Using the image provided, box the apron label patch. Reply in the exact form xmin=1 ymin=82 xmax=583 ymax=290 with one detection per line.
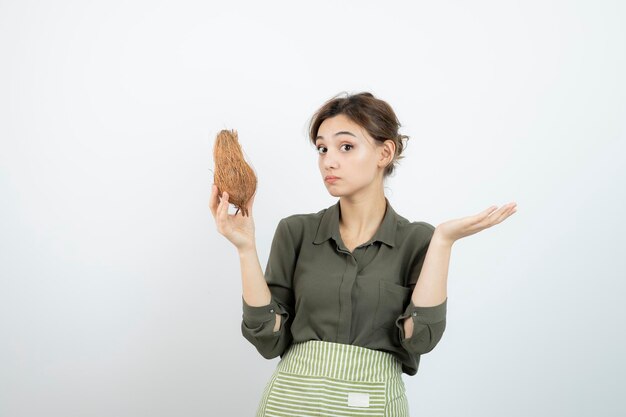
xmin=348 ymin=392 xmax=370 ymax=407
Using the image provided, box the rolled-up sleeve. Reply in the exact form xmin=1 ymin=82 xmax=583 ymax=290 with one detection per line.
xmin=241 ymin=218 xmax=295 ymax=359
xmin=394 ymin=221 xmax=447 ymax=356
xmin=395 ymin=298 xmax=447 ymax=355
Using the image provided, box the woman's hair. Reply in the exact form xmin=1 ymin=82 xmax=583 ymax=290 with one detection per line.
xmin=308 ymin=91 xmax=410 ymax=178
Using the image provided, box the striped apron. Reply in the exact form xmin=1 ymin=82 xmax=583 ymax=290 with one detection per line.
xmin=255 ymin=340 xmax=410 ymax=417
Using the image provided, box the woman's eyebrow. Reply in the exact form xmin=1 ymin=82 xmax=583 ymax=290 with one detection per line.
xmin=315 ymin=131 xmax=357 ymax=142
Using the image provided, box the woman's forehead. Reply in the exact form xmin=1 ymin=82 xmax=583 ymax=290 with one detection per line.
xmin=317 ymin=116 xmax=372 ymax=143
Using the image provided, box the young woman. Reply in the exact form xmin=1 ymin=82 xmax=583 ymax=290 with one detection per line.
xmin=209 ymin=92 xmax=517 ymax=416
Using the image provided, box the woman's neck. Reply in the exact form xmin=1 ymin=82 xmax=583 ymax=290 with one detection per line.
xmin=338 ymin=193 xmax=387 ymax=240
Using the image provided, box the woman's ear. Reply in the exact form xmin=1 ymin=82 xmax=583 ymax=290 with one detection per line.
xmin=379 ymin=139 xmax=395 ymax=168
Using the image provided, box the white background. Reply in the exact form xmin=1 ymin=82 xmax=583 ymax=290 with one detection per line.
xmin=1 ymin=0 xmax=625 ymax=416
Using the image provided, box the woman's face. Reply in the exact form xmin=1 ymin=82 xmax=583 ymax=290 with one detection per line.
xmin=315 ymin=114 xmax=392 ymax=197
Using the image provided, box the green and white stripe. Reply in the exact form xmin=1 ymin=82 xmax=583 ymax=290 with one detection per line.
xmin=256 ymin=340 xmax=410 ymax=417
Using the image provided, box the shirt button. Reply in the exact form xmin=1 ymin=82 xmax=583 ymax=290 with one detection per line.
xmin=269 ymin=309 xmax=275 ymax=313
xmin=411 ymin=312 xmax=417 ymax=316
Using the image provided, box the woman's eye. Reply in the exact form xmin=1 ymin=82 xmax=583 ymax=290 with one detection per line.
xmin=316 ymin=144 xmax=352 ymax=154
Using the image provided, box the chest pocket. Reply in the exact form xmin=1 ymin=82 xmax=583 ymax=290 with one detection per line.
xmin=373 ymin=280 xmax=412 ymax=330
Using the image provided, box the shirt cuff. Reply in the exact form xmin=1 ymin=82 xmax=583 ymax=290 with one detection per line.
xmin=242 ymin=296 xmax=282 ymax=327
xmin=397 ymin=297 xmax=447 ymax=326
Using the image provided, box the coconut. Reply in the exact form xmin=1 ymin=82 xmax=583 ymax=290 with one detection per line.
xmin=212 ymin=129 xmax=257 ymax=217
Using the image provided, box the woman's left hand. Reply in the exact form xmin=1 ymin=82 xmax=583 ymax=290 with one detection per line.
xmin=435 ymin=202 xmax=518 ymax=246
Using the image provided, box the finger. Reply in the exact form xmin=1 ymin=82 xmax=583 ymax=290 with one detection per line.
xmin=501 ymin=203 xmax=517 ymax=220
xmin=473 ymin=203 xmax=516 ymax=230
xmin=483 ymin=205 xmax=498 ymax=217
xmin=217 ymin=191 xmax=227 ymax=226
xmin=246 ymin=191 xmax=256 ymax=216
xmin=475 ymin=205 xmax=498 ymax=223
xmin=220 ymin=191 xmax=230 ymax=220
xmin=489 ymin=203 xmax=516 ymax=225
xmin=209 ymin=184 xmax=219 ymax=218
xmin=473 ymin=204 xmax=504 ymax=228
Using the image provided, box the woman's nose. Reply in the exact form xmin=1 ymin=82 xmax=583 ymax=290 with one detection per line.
xmin=322 ymin=150 xmax=338 ymax=168
xmin=323 ymin=157 xmax=338 ymax=170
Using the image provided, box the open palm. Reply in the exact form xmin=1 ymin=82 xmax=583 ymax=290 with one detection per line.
xmin=436 ymin=202 xmax=518 ymax=246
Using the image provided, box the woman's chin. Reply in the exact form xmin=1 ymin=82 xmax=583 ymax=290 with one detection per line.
xmin=327 ymin=190 xmax=345 ymax=197
xmin=325 ymin=187 xmax=340 ymax=196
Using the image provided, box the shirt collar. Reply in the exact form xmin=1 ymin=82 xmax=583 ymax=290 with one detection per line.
xmin=313 ymin=197 xmax=397 ymax=248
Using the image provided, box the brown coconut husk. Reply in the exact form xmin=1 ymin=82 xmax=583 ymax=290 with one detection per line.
xmin=212 ymin=129 xmax=257 ymax=217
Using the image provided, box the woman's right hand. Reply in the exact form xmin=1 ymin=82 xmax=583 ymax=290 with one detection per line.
xmin=209 ymin=183 xmax=257 ymax=251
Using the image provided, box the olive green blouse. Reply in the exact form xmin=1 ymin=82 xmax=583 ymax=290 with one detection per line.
xmin=241 ymin=197 xmax=448 ymax=376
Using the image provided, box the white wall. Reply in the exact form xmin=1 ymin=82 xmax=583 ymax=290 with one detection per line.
xmin=1 ymin=0 xmax=624 ymax=416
